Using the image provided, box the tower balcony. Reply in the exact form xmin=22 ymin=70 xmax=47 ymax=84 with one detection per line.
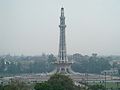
xmin=59 ymin=25 xmax=66 ymax=28
xmin=54 ymin=60 xmax=73 ymax=65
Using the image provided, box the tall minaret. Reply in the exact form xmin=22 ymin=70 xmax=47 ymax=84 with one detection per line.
xmin=54 ymin=7 xmax=73 ymax=74
xmin=58 ymin=7 xmax=67 ymax=62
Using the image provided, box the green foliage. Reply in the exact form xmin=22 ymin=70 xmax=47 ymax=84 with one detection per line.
xmin=47 ymin=54 xmax=56 ymax=72
xmin=0 ymin=54 xmax=56 ymax=74
xmin=72 ymin=56 xmax=111 ymax=74
xmin=48 ymin=74 xmax=75 ymax=90
xmin=88 ymin=84 xmax=105 ymax=90
xmin=0 ymin=58 xmax=5 ymax=72
xmin=34 ymin=74 xmax=76 ymax=90
xmin=0 ymin=85 xmax=4 ymax=90
xmin=1 ymin=79 xmax=30 ymax=90
xmin=0 ymin=54 xmax=111 ymax=74
xmin=3 ymin=85 xmax=17 ymax=90
xmin=34 ymin=82 xmax=51 ymax=90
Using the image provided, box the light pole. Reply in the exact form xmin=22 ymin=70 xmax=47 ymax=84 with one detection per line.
xmin=104 ymin=72 xmax=107 ymax=90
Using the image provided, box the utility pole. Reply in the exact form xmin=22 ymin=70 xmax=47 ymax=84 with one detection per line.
xmin=104 ymin=72 xmax=107 ymax=90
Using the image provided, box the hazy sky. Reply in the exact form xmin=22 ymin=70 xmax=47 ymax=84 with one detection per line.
xmin=0 ymin=0 xmax=120 ymax=56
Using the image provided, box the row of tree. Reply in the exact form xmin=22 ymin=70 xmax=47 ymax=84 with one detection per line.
xmin=0 ymin=53 xmax=112 ymax=75
xmin=72 ymin=53 xmax=111 ymax=74
xmin=0 ymin=79 xmax=32 ymax=90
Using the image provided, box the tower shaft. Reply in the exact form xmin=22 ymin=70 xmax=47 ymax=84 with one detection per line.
xmin=58 ymin=8 xmax=67 ymax=62
xmin=54 ymin=7 xmax=73 ymax=74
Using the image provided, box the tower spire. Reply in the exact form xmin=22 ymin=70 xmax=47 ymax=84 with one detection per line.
xmin=61 ymin=7 xmax=64 ymax=16
xmin=54 ymin=7 xmax=73 ymax=74
xmin=58 ymin=7 xmax=67 ymax=61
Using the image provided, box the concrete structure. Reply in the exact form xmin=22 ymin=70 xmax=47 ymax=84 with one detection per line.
xmin=54 ymin=7 xmax=73 ymax=74
xmin=101 ymin=68 xmax=118 ymax=75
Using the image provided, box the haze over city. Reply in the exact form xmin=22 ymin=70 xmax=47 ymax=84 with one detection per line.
xmin=0 ymin=0 xmax=120 ymax=56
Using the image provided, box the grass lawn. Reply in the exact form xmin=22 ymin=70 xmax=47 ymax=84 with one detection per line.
xmin=88 ymin=82 xmax=120 ymax=89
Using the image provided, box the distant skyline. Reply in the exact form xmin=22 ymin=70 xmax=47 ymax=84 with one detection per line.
xmin=0 ymin=0 xmax=120 ymax=56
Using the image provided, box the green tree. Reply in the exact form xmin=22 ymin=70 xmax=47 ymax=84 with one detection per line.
xmin=3 ymin=85 xmax=17 ymax=90
xmin=34 ymin=74 xmax=76 ymax=90
xmin=88 ymin=84 xmax=105 ymax=90
xmin=3 ymin=79 xmax=30 ymax=90
xmin=48 ymin=74 xmax=75 ymax=90
xmin=47 ymin=54 xmax=56 ymax=72
xmin=0 ymin=58 xmax=5 ymax=72
xmin=0 ymin=84 xmax=4 ymax=90
xmin=34 ymin=82 xmax=51 ymax=90
xmin=72 ymin=55 xmax=111 ymax=74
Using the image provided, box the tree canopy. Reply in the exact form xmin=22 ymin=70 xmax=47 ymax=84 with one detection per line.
xmin=34 ymin=74 xmax=76 ymax=90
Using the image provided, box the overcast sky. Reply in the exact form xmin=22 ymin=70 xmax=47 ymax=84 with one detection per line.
xmin=0 ymin=0 xmax=120 ymax=56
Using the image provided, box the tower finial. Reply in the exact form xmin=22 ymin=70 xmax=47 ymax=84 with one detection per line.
xmin=61 ymin=7 xmax=64 ymax=16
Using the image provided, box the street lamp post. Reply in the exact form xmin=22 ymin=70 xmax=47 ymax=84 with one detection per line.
xmin=105 ymin=72 xmax=107 ymax=90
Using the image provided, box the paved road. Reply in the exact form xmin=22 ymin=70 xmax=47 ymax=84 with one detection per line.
xmin=1 ymin=73 xmax=120 ymax=84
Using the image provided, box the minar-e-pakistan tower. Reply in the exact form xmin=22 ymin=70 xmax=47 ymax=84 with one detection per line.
xmin=54 ymin=7 xmax=73 ymax=74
